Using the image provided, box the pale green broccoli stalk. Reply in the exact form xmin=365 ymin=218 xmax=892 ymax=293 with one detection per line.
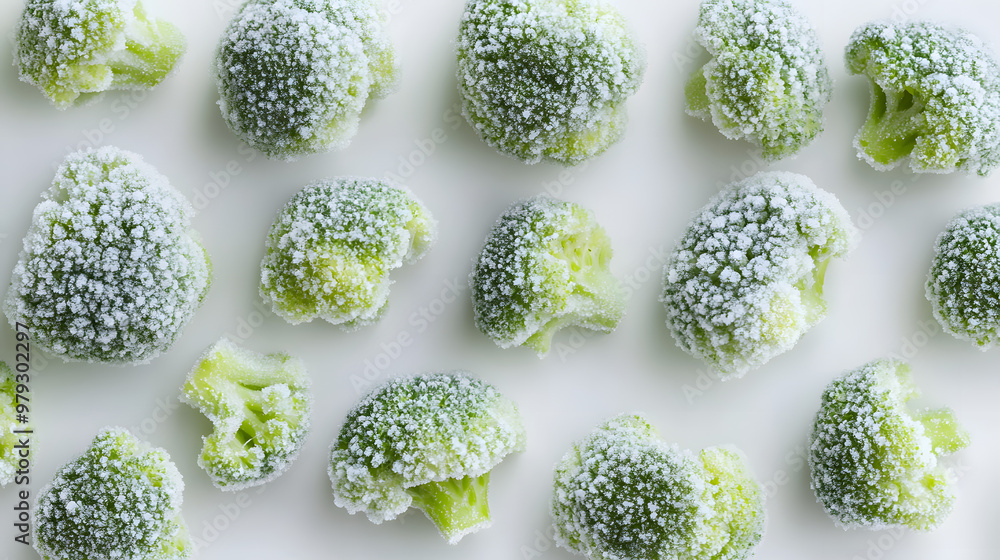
xmin=34 ymin=428 xmax=191 ymax=560
xmin=845 ymin=21 xmax=1000 ymax=175
xmin=180 ymin=338 xmax=311 ymax=491
xmin=809 ymin=359 xmax=969 ymax=530
xmin=0 ymin=363 xmax=25 ymax=487
xmin=661 ymin=171 xmax=859 ymax=379
xmin=685 ymin=0 xmax=832 ymax=160
xmin=329 ymin=372 xmax=525 ymax=544
xmin=259 ymin=177 xmax=436 ymax=327
xmin=551 ymin=414 xmax=765 ymax=560
xmin=470 ymin=195 xmax=626 ymax=356
xmin=215 ymin=0 xmax=398 ymax=161
xmin=456 ymin=0 xmax=646 ymax=165
xmin=14 ymin=0 xmax=185 ymax=109
xmin=3 ymin=146 xmax=211 ymax=365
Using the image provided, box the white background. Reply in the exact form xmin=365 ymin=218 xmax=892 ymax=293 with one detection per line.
xmin=0 ymin=0 xmax=998 ymax=559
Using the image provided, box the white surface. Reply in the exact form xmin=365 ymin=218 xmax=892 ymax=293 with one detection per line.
xmin=0 ymin=0 xmax=998 ymax=559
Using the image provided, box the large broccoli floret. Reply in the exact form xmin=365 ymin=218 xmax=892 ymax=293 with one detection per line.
xmin=34 ymin=427 xmax=191 ymax=560
xmin=14 ymin=0 xmax=185 ymax=109
xmin=470 ymin=195 xmax=625 ymax=356
xmin=0 ymin=363 xmax=26 ymax=487
xmin=180 ymin=338 xmax=311 ymax=491
xmin=215 ymin=0 xmax=398 ymax=161
xmin=455 ymin=0 xmax=646 ymax=165
xmin=809 ymin=359 xmax=969 ymax=530
xmin=661 ymin=171 xmax=859 ymax=379
xmin=685 ymin=0 xmax=832 ymax=160
xmin=552 ymin=414 xmax=765 ymax=560
xmin=259 ymin=177 xmax=436 ymax=327
xmin=845 ymin=21 xmax=1000 ymax=175
xmin=4 ymin=146 xmax=211 ymax=365
xmin=329 ymin=372 xmax=525 ymax=544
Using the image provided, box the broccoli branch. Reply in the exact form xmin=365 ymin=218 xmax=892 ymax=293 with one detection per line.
xmin=106 ymin=2 xmax=185 ymax=89
xmin=406 ymin=473 xmax=492 ymax=544
xmin=856 ymin=80 xmax=926 ymax=166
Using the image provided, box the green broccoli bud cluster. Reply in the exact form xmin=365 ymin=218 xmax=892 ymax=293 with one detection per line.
xmin=3 ymin=146 xmax=211 ymax=365
xmin=0 ymin=363 xmax=25 ymax=487
xmin=455 ymin=0 xmax=646 ymax=165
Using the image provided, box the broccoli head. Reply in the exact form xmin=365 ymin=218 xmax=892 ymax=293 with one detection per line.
xmin=661 ymin=171 xmax=859 ymax=378
xmin=215 ymin=0 xmax=398 ymax=161
xmin=551 ymin=414 xmax=765 ymax=560
xmin=685 ymin=0 xmax=832 ymax=160
xmin=4 ymin=146 xmax=211 ymax=365
xmin=329 ymin=372 xmax=525 ymax=544
xmin=180 ymin=338 xmax=311 ymax=491
xmin=456 ymin=0 xmax=646 ymax=165
xmin=470 ymin=195 xmax=626 ymax=356
xmin=809 ymin=359 xmax=969 ymax=530
xmin=0 ymin=363 xmax=26 ymax=487
xmin=34 ymin=428 xmax=191 ymax=560
xmin=845 ymin=21 xmax=1000 ymax=175
xmin=14 ymin=0 xmax=185 ymax=109
xmin=259 ymin=177 xmax=436 ymax=327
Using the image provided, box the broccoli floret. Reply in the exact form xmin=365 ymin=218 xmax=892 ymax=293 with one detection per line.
xmin=845 ymin=21 xmax=1000 ymax=175
xmin=685 ymin=0 xmax=832 ymax=160
xmin=3 ymin=146 xmax=211 ymax=365
xmin=14 ymin=0 xmax=185 ymax=109
xmin=0 ymin=363 xmax=26 ymax=487
xmin=809 ymin=359 xmax=969 ymax=530
xmin=329 ymin=372 xmax=525 ymax=544
xmin=259 ymin=177 xmax=436 ymax=327
xmin=470 ymin=195 xmax=625 ymax=356
xmin=34 ymin=427 xmax=191 ymax=560
xmin=455 ymin=0 xmax=646 ymax=165
xmin=180 ymin=338 xmax=311 ymax=491
xmin=661 ymin=171 xmax=859 ymax=379
xmin=215 ymin=0 xmax=398 ymax=161
xmin=551 ymin=414 xmax=765 ymax=560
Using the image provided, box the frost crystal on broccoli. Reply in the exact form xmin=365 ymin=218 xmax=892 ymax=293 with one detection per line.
xmin=0 ymin=363 xmax=26 ymax=487
xmin=329 ymin=372 xmax=525 ymax=544
xmin=846 ymin=21 xmax=1000 ymax=175
xmin=809 ymin=359 xmax=969 ymax=530
xmin=215 ymin=0 xmax=398 ymax=160
xmin=661 ymin=171 xmax=858 ymax=378
xmin=34 ymin=428 xmax=191 ymax=560
xmin=259 ymin=177 xmax=436 ymax=327
xmin=470 ymin=195 xmax=625 ymax=357
xmin=551 ymin=414 xmax=765 ymax=560
xmin=14 ymin=0 xmax=185 ymax=109
xmin=456 ymin=0 xmax=646 ymax=165
xmin=4 ymin=146 xmax=211 ymax=365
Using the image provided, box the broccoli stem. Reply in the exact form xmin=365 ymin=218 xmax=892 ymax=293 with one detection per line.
xmin=107 ymin=2 xmax=185 ymax=88
xmin=406 ymin=473 xmax=492 ymax=544
xmin=857 ymin=81 xmax=925 ymax=165
xmin=919 ymin=408 xmax=970 ymax=455
xmin=795 ymin=247 xmax=832 ymax=325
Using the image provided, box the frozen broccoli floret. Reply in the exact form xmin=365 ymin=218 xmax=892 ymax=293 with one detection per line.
xmin=215 ymin=0 xmax=398 ymax=161
xmin=0 ymin=363 xmax=26 ymax=487
xmin=455 ymin=0 xmax=646 ymax=165
xmin=685 ymin=0 xmax=832 ymax=160
xmin=845 ymin=21 xmax=1000 ymax=175
xmin=552 ymin=414 xmax=765 ymax=560
xmin=14 ymin=0 xmax=185 ymax=109
xmin=34 ymin=427 xmax=191 ymax=560
xmin=329 ymin=372 xmax=525 ymax=544
xmin=470 ymin=195 xmax=625 ymax=357
xmin=661 ymin=171 xmax=859 ymax=379
xmin=809 ymin=359 xmax=969 ymax=530
xmin=259 ymin=177 xmax=436 ymax=327
xmin=180 ymin=338 xmax=310 ymax=491
xmin=4 ymin=146 xmax=211 ymax=365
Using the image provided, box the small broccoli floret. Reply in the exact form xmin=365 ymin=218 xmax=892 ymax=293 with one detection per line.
xmin=661 ymin=171 xmax=859 ymax=378
xmin=685 ymin=0 xmax=832 ymax=160
xmin=470 ymin=195 xmax=625 ymax=356
xmin=551 ymin=414 xmax=765 ymax=560
xmin=455 ymin=0 xmax=646 ymax=165
xmin=259 ymin=177 xmax=436 ymax=327
xmin=845 ymin=21 xmax=1000 ymax=175
xmin=180 ymin=338 xmax=311 ymax=491
xmin=329 ymin=372 xmax=525 ymax=544
xmin=809 ymin=359 xmax=969 ymax=530
xmin=215 ymin=0 xmax=398 ymax=161
xmin=3 ymin=146 xmax=211 ymax=365
xmin=14 ymin=0 xmax=185 ymax=109
xmin=0 ymin=363 xmax=26 ymax=487
xmin=34 ymin=428 xmax=191 ymax=560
